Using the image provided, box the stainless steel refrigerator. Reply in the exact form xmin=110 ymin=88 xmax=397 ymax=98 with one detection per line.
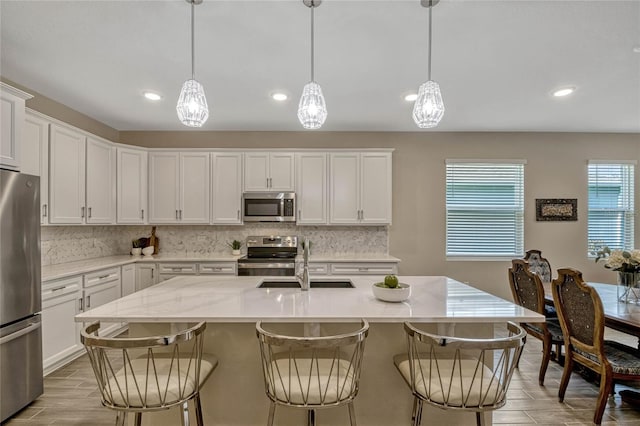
xmin=0 ymin=170 xmax=43 ymax=422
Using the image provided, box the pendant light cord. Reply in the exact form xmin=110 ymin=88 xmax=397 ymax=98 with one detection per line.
xmin=191 ymin=0 xmax=195 ymax=80
xmin=427 ymin=0 xmax=432 ymax=81
xmin=310 ymin=5 xmax=315 ymax=82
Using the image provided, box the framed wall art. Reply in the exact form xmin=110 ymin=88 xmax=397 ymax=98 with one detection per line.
xmin=535 ymin=198 xmax=577 ymax=221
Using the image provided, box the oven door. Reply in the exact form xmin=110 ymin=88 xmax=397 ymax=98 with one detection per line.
xmin=237 ymin=261 xmax=296 ymax=276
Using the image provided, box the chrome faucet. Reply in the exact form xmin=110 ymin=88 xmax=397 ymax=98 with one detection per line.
xmin=297 ymin=239 xmax=310 ymax=291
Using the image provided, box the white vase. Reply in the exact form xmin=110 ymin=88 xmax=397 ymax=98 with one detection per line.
xmin=131 ymin=248 xmax=142 ymax=256
xmin=232 ymin=249 xmax=241 ymax=256
xmin=617 ymin=272 xmax=640 ymax=303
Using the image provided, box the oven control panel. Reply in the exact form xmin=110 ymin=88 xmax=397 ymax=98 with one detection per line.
xmin=246 ymin=236 xmax=297 ymax=248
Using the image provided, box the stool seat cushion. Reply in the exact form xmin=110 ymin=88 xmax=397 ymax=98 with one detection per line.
xmin=267 ymin=354 xmax=356 ymax=405
xmin=394 ymin=354 xmax=502 ymax=408
xmin=105 ymin=353 xmax=218 ymax=408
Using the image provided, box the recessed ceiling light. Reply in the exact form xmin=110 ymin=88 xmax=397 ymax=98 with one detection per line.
xmin=633 ymin=45 xmax=640 ymax=53
xmin=552 ymin=87 xmax=576 ymax=97
xmin=271 ymin=92 xmax=288 ymax=101
xmin=143 ymin=91 xmax=162 ymax=101
xmin=404 ymin=93 xmax=418 ymax=102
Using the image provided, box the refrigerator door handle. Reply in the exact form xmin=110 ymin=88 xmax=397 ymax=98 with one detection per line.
xmin=0 ymin=321 xmax=41 ymax=345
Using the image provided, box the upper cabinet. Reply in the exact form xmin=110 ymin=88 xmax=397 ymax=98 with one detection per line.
xmin=117 ymin=146 xmax=148 ymax=224
xmin=211 ymin=152 xmax=243 ymax=224
xmin=296 ymin=152 xmax=327 ymax=224
xmin=244 ymin=152 xmax=295 ymax=192
xmin=329 ymin=152 xmax=392 ymax=225
xmin=49 ymin=123 xmax=116 ymax=224
xmin=148 ymin=151 xmax=210 ymax=224
xmin=22 ymin=111 xmax=50 ymax=224
xmin=0 ymin=83 xmax=32 ymax=171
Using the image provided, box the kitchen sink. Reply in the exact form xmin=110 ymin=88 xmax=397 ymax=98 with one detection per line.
xmin=258 ymin=280 xmax=355 ymax=289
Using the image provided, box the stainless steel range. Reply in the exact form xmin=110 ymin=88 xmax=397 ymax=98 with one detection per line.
xmin=237 ymin=236 xmax=298 ymax=276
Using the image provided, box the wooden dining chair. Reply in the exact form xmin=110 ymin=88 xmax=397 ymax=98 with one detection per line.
xmin=523 ymin=249 xmax=552 ymax=283
xmin=552 ymin=268 xmax=640 ymax=425
xmin=508 ymin=259 xmax=564 ymax=385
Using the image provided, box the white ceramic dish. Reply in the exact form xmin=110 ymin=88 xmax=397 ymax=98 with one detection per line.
xmin=142 ymin=246 xmax=155 ymax=256
xmin=372 ymin=282 xmax=411 ymax=302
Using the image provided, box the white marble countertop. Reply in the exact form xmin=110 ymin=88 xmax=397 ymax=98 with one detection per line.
xmin=42 ymin=254 xmax=400 ymax=282
xmin=75 ymin=275 xmax=544 ymax=324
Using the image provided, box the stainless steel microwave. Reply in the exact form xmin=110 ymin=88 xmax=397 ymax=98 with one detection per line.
xmin=242 ymin=192 xmax=296 ymax=222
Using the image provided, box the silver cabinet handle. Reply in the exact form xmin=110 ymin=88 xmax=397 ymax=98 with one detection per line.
xmin=51 ymin=286 xmax=65 ymax=292
xmin=81 ymin=206 xmax=85 ymax=218
xmin=237 ymin=210 xmax=240 ymax=219
xmin=298 ymin=209 xmax=301 ymax=219
xmin=98 ymin=275 xmax=109 ymax=280
xmin=172 ymin=267 xmax=182 ymax=272
xmin=358 ymin=267 xmax=369 ymax=272
xmin=266 ymin=177 xmax=269 ymax=188
xmin=79 ymin=298 xmax=84 ymax=311
xmin=151 ymin=269 xmax=154 ymax=279
xmin=43 ymin=204 xmax=47 ymax=217
xmin=179 ymin=210 xmax=183 ymax=220
xmin=176 ymin=210 xmax=179 ymax=220
xmin=141 ymin=209 xmax=144 ymax=220
xmin=88 ymin=207 xmax=92 ymax=218
xmin=87 ymin=295 xmax=91 ymax=308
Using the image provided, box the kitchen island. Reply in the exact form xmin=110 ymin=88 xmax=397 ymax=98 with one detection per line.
xmin=76 ymin=275 xmax=543 ymax=426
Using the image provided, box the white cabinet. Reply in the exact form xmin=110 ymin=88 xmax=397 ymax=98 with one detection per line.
xmin=49 ymin=124 xmax=116 ymax=224
xmin=149 ymin=152 xmax=210 ymax=223
xmin=158 ymin=263 xmax=197 ymax=282
xmin=85 ymin=137 xmax=116 ymax=224
xmin=41 ymin=276 xmax=82 ymax=374
xmin=82 ymin=268 xmax=121 ymax=337
xmin=329 ymin=152 xmax=392 ymax=225
xmin=199 ymin=262 xmax=237 ymax=275
xmin=211 ymin=152 xmax=243 ymax=224
xmin=117 ymin=146 xmax=148 ymax=224
xmin=0 ymin=82 xmax=32 ymax=170
xmin=244 ymin=152 xmax=295 ymax=191
xmin=296 ymin=153 xmax=327 ymax=224
xmin=22 ymin=111 xmax=49 ymax=224
xmin=136 ymin=263 xmax=157 ymax=291
xmin=121 ymin=264 xmax=136 ymax=297
xmin=329 ymin=262 xmax=398 ymax=275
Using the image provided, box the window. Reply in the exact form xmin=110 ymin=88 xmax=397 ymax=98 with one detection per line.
xmin=588 ymin=161 xmax=635 ymax=254
xmin=446 ymin=160 xmax=525 ymax=259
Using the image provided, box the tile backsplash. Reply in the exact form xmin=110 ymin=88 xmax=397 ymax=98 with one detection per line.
xmin=41 ymin=225 xmax=389 ymax=266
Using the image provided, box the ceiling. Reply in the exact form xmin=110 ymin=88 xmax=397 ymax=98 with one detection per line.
xmin=1 ymin=0 xmax=639 ymax=133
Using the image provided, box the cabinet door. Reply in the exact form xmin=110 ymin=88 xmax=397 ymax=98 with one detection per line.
xmin=136 ymin=264 xmax=157 ymax=291
xmin=41 ymin=277 xmax=81 ymax=371
xmin=85 ymin=137 xmax=116 ymax=224
xmin=0 ymin=85 xmax=29 ymax=170
xmin=211 ymin=152 xmax=242 ymax=224
xmin=296 ymin=153 xmax=327 ymax=224
xmin=269 ymin=153 xmax=295 ymax=191
xmin=149 ymin=152 xmax=179 ymax=223
xmin=49 ymin=124 xmax=86 ymax=224
xmin=329 ymin=153 xmax=360 ymax=224
xmin=117 ymin=147 xmax=148 ymax=224
xmin=83 ymin=280 xmax=121 ymax=336
xmin=121 ymin=264 xmax=136 ymax=297
xmin=360 ymin=152 xmax=392 ymax=224
xmin=22 ymin=113 xmax=49 ymax=224
xmin=180 ymin=152 xmax=210 ymax=223
xmin=244 ymin=152 xmax=269 ymax=191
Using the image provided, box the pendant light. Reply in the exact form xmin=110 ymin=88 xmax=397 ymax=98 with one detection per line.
xmin=297 ymin=0 xmax=327 ymax=130
xmin=412 ymin=0 xmax=445 ymax=129
xmin=176 ymin=0 xmax=209 ymax=127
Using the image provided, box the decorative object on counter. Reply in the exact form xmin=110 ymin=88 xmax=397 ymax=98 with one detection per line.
xmin=372 ymin=275 xmax=411 ymax=302
xmin=595 ymin=246 xmax=640 ymax=303
xmin=227 ymin=239 xmax=243 ymax=255
xmin=142 ymin=246 xmax=155 ymax=257
xmin=535 ymin=198 xmax=578 ymax=221
xmin=149 ymin=226 xmax=159 ymax=255
xmin=131 ymin=239 xmax=143 ymax=256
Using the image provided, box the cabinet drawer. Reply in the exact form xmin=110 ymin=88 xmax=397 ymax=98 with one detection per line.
xmin=308 ymin=263 xmax=329 ymax=275
xmin=199 ymin=262 xmax=237 ymax=275
xmin=158 ymin=263 xmax=197 ymax=274
xmin=329 ymin=263 xmax=398 ymax=275
xmin=84 ymin=267 xmax=120 ymax=288
xmin=42 ymin=276 xmax=81 ymax=302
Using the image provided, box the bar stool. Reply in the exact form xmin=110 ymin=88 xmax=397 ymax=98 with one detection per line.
xmin=81 ymin=321 xmax=217 ymax=426
xmin=394 ymin=322 xmax=526 ymax=426
xmin=255 ymin=320 xmax=369 ymax=426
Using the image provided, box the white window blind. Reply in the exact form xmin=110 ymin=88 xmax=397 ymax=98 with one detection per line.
xmin=588 ymin=162 xmax=635 ymax=254
xmin=446 ymin=161 xmax=525 ymax=258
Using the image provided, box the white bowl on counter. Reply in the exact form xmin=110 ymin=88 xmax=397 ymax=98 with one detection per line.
xmin=142 ymin=246 xmax=154 ymax=256
xmin=372 ymin=282 xmax=411 ymax=302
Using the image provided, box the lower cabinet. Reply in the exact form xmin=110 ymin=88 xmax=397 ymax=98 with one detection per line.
xmin=157 ymin=261 xmax=237 ymax=282
xmin=136 ymin=263 xmax=158 ymax=290
xmin=41 ymin=276 xmax=82 ymax=375
xmin=308 ymin=262 xmax=399 ymax=276
xmin=121 ymin=264 xmax=136 ymax=297
xmin=82 ymin=268 xmax=121 ymax=337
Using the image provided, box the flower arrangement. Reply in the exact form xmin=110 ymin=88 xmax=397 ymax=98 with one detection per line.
xmin=594 ymin=247 xmax=640 ymax=273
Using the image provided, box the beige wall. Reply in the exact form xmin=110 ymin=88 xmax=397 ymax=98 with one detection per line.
xmin=120 ymin=131 xmax=640 ymax=301
xmin=9 ymin=79 xmax=639 ymax=301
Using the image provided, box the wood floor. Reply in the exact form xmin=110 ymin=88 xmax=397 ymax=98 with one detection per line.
xmin=5 ymin=325 xmax=640 ymax=426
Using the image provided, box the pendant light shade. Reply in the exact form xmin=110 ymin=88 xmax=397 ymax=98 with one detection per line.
xmin=298 ymin=81 xmax=327 ymax=130
xmin=298 ymin=0 xmax=326 ymax=130
xmin=413 ymin=0 xmax=444 ymax=129
xmin=412 ymin=80 xmax=444 ymax=128
xmin=177 ymin=0 xmax=208 ymax=127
